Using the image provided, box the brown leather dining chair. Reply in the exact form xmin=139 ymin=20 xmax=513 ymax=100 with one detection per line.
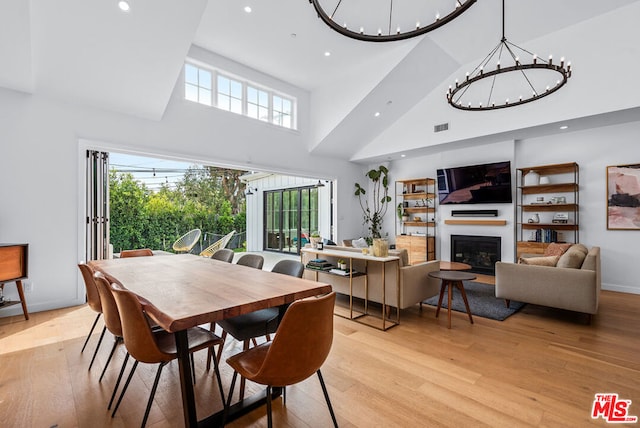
xmin=225 ymin=292 xmax=338 ymax=428
xmin=77 ymin=263 xmax=106 ymax=370
xmin=93 ymin=276 xmax=128 ymax=409
xmin=235 ymin=253 xmax=264 ymax=269
xmin=119 ymin=248 xmax=154 ymax=258
xmin=110 ymin=282 xmax=226 ymax=428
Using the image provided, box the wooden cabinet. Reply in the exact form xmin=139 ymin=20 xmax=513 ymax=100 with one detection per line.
xmin=395 ymin=178 xmax=436 ymax=264
xmin=0 ymin=243 xmax=29 ymax=320
xmin=516 ymin=163 xmax=579 ymax=259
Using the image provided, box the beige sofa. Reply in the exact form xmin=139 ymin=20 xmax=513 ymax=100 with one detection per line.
xmin=302 ymin=245 xmax=440 ymax=310
xmin=495 ymin=245 xmax=601 ymax=319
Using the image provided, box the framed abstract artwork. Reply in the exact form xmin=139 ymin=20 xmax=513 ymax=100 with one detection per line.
xmin=607 ymin=164 xmax=640 ymax=230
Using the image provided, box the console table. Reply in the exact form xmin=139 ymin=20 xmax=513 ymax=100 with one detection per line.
xmin=0 ymin=243 xmax=29 ymax=320
xmin=301 ymin=247 xmax=400 ymax=330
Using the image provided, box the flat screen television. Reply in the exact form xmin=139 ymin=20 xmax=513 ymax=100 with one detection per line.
xmin=436 ymin=160 xmax=512 ymax=204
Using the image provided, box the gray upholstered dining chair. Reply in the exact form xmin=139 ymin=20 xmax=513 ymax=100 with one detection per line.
xmin=210 ymin=248 xmax=235 ymax=263
xmin=235 ymin=253 xmax=264 ymax=269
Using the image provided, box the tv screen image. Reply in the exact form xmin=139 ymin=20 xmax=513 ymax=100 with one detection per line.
xmin=437 ymin=161 xmax=512 ymax=204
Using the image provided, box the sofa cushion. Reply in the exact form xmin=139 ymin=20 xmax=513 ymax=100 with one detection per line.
xmin=518 ymin=255 xmax=560 ymax=267
xmin=351 ymin=237 xmax=369 ymax=248
xmin=543 ymin=243 xmax=572 ymax=257
xmin=556 ymin=246 xmax=587 ymax=269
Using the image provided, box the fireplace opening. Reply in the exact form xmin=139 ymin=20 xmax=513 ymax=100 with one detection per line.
xmin=451 ymin=235 xmax=501 ymax=275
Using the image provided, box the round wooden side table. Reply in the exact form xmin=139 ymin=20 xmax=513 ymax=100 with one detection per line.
xmin=428 ymin=270 xmax=476 ymax=328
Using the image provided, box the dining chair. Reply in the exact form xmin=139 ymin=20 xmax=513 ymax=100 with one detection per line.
xmin=214 ymin=258 xmax=304 ymax=400
xmin=210 ymin=248 xmax=235 ymax=263
xmin=172 ymin=228 xmax=202 ymax=253
xmin=120 ymin=248 xmax=153 ymax=258
xmin=235 ymin=253 xmax=264 ymax=269
xmin=225 ymin=292 xmax=338 ymax=428
xmin=77 ymin=263 xmax=106 ymax=370
xmin=110 ymin=283 xmax=226 ymax=428
xmin=199 ymin=230 xmax=236 ymax=257
xmin=93 ymin=276 xmax=128 ymax=410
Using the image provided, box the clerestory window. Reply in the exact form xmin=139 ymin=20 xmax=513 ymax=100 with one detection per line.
xmin=184 ymin=63 xmax=297 ymax=130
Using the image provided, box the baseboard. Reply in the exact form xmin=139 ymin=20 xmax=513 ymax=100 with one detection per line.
xmin=602 ymin=283 xmax=640 ymax=295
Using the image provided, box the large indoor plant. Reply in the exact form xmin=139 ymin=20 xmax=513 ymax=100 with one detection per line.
xmin=354 ymin=165 xmax=392 ymax=239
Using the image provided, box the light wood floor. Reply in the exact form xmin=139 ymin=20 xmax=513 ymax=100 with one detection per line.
xmin=1 ymin=287 xmax=639 ymax=427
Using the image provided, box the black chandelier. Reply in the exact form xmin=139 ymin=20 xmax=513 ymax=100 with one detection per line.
xmin=447 ymin=0 xmax=572 ymax=111
xmin=309 ymin=0 xmax=477 ymax=42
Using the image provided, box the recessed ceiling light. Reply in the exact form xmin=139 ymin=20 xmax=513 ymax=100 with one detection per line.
xmin=560 ymin=125 xmax=569 ymax=130
xmin=324 ymin=51 xmax=331 ymax=57
xmin=118 ymin=1 xmax=130 ymax=12
xmin=374 ymin=112 xmax=381 ymax=117
xmin=244 ymin=6 xmax=252 ymax=13
xmin=401 ymin=154 xmax=406 ymax=158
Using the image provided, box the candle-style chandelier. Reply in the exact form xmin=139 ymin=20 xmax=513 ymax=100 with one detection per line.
xmin=308 ymin=0 xmax=477 ymax=42
xmin=447 ymin=0 xmax=572 ymax=111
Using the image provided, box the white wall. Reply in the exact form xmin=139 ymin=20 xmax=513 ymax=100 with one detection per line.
xmin=389 ymin=122 xmax=640 ymax=294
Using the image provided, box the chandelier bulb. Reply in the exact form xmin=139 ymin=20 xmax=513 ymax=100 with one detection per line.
xmin=360 ymin=27 xmax=364 ymax=34
xmin=567 ymin=61 xmax=571 ymax=72
xmin=560 ymin=57 xmax=565 ymax=67
xmin=497 ymin=60 xmax=501 ymax=70
xmin=416 ymin=21 xmax=421 ymax=29
xmin=396 ymin=26 xmax=401 ymax=34
xmin=480 ymin=66 xmax=484 ymax=75
xmin=546 ymin=85 xmax=550 ymax=92
xmin=506 ymin=98 xmax=509 ymax=105
xmin=435 ymin=13 xmax=440 ymax=21
xmin=533 ymin=54 xmax=537 ymax=64
xmin=548 ymin=54 xmax=553 ymax=65
xmin=515 ymin=56 xmax=520 ymax=66
xmin=378 ymin=28 xmax=382 ymax=36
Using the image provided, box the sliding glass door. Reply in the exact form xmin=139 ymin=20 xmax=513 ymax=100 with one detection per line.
xmin=264 ymin=186 xmax=318 ymax=254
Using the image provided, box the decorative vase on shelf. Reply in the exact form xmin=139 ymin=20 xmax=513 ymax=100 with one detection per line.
xmin=524 ymin=170 xmax=540 ymax=186
xmin=373 ymin=238 xmax=389 ymax=257
xmin=527 ymin=213 xmax=540 ymax=223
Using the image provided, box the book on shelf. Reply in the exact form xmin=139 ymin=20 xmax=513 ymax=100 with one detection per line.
xmin=328 ymin=268 xmax=356 ymax=276
xmin=305 ymin=261 xmax=334 ymax=270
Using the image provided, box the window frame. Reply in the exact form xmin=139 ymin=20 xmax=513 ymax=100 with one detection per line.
xmin=184 ymin=62 xmax=298 ymax=130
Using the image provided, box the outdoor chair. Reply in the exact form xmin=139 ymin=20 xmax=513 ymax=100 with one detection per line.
xmin=225 ymin=292 xmax=338 ymax=428
xmin=77 ymin=263 xmax=106 ymax=371
xmin=172 ymin=228 xmax=201 ymax=253
xmin=199 ymin=230 xmax=236 ymax=257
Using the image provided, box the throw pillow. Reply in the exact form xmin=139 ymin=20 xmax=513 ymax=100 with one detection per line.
xmin=570 ymin=243 xmax=589 ymax=255
xmin=352 ymin=237 xmax=369 ymax=248
xmin=543 ymin=243 xmax=572 ymax=257
xmin=556 ymin=247 xmax=587 ymax=269
xmin=518 ymin=255 xmax=560 ymax=267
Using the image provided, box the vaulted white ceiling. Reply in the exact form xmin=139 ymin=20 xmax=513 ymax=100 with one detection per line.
xmin=2 ymin=0 xmax=639 ymax=162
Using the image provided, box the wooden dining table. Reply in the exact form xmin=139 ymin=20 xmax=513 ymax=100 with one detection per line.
xmin=88 ymin=254 xmax=332 ymax=427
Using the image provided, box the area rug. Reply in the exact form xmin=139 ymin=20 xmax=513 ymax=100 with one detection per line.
xmin=422 ymin=281 xmax=525 ymax=321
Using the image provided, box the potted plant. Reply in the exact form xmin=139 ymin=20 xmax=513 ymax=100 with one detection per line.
xmin=337 ymin=259 xmax=347 ymax=270
xmin=309 ymin=231 xmax=321 ymax=248
xmin=354 ymin=165 xmax=392 ymax=239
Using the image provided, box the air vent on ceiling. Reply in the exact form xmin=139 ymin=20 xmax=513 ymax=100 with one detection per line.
xmin=434 ymin=123 xmax=449 ymax=133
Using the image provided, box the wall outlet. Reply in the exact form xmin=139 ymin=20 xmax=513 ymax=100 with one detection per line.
xmin=23 ymin=280 xmax=33 ymax=293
